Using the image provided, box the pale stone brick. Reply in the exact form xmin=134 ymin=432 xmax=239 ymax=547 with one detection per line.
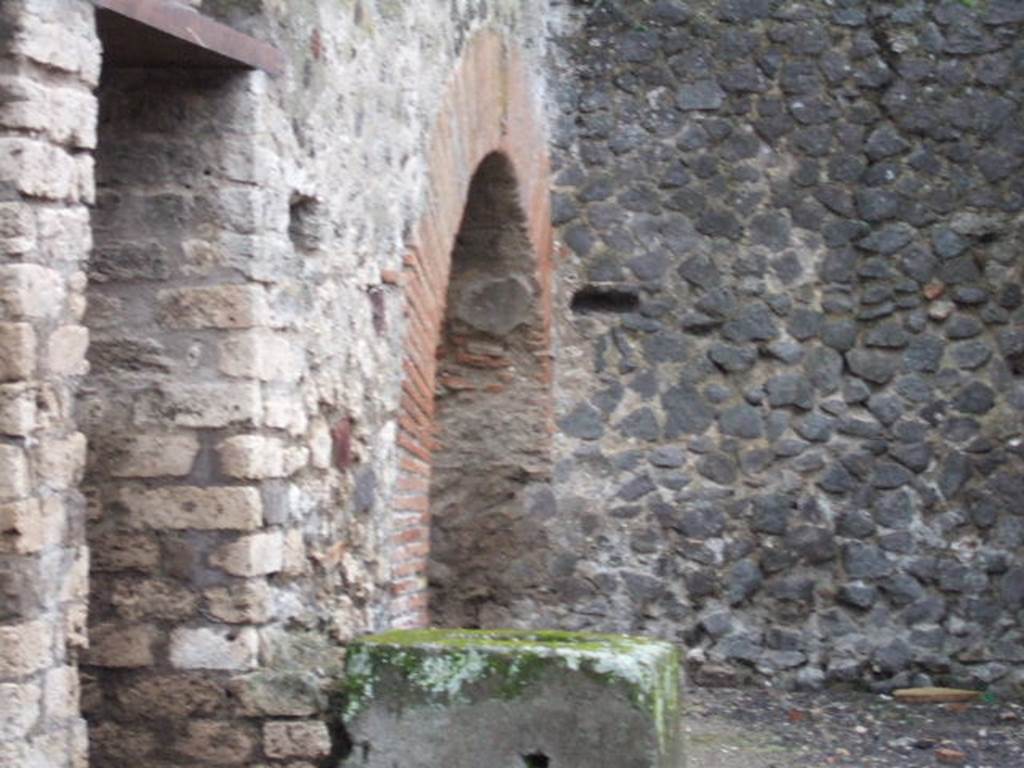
xmin=26 ymin=726 xmax=77 ymax=767
xmin=119 ymin=486 xmax=263 ymax=531
xmin=111 ymin=578 xmax=198 ymax=622
xmin=35 ymin=205 xmax=91 ymax=266
xmin=70 ymin=719 xmax=89 ymax=768
xmin=218 ymin=438 xmax=306 ymax=478
xmin=169 ymin=626 xmax=259 ymax=671
xmin=14 ymin=1 xmax=103 ymax=84
xmin=282 ymin=529 xmax=308 ymax=575
xmin=64 ymin=599 xmax=88 ymax=651
xmin=25 ymin=732 xmax=92 ymax=768
xmin=310 ymin=418 xmax=332 ymax=469
xmin=6 ymin=495 xmax=65 ymax=557
xmin=0 ymin=499 xmax=44 ymax=554
xmin=45 ymin=325 xmax=89 ymax=375
xmin=39 ymin=496 xmax=66 ymax=549
xmin=264 ymin=392 xmax=308 ymax=435
xmin=32 ymin=384 xmax=69 ymax=433
xmin=180 ymin=238 xmax=227 ymax=277
xmin=0 ymin=383 xmax=37 ymax=436
xmin=76 ymin=148 xmax=95 ymax=205
xmin=0 ymin=264 xmax=64 ymax=320
xmin=0 ymin=738 xmax=38 ymax=767
xmin=136 ymin=382 xmax=263 ymax=428
xmin=59 ymin=545 xmax=89 ymax=602
xmin=204 ymin=580 xmax=273 ymax=624
xmin=263 ymin=721 xmax=332 ymax=760
xmin=219 ymin=330 xmax=304 ymax=382
xmin=61 ymin=87 xmax=99 ymax=150
xmin=158 ymin=284 xmax=270 ymax=330
xmin=216 ymin=138 xmax=267 ymax=185
xmin=210 ymin=530 xmax=284 ymax=576
xmin=0 ymin=76 xmax=97 ymax=149
xmin=266 ymin=282 xmax=305 ymax=329
xmin=218 ymin=434 xmax=286 ymax=479
xmin=43 ymin=666 xmax=79 ymax=721
xmin=0 ymin=322 xmax=36 ymax=382
xmin=0 ymin=138 xmax=79 ymax=201
xmin=284 ymin=446 xmax=310 ymax=475
xmin=68 ymin=288 xmax=87 ymax=323
xmin=0 ymin=201 xmax=35 ymax=240
xmin=85 ymin=623 xmax=156 ymax=668
xmin=180 ymin=719 xmax=256 ymax=764
xmin=108 ymin=433 xmax=200 ymax=478
xmin=211 ymin=187 xmax=265 ymax=235
xmin=0 ymin=681 xmax=41 ymax=740
xmin=0 ymin=618 xmax=52 ymax=676
xmin=67 ymin=270 xmax=87 ymax=296
xmin=33 ymin=431 xmax=86 ymax=490
xmin=0 ymin=444 xmax=30 ymax=501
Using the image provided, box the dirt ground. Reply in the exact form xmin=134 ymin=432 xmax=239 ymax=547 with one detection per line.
xmin=683 ymin=686 xmax=1024 ymax=768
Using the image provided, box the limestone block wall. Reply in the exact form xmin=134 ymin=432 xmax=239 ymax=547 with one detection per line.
xmin=79 ymin=65 xmax=311 ymax=767
xmin=541 ymin=0 xmax=1024 ymax=692
xmin=0 ymin=1 xmax=99 ymax=765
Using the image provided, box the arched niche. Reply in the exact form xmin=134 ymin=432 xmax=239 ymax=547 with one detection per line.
xmin=427 ymin=152 xmax=553 ymax=627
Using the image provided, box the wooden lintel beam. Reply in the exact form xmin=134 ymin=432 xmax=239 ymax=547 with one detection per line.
xmin=95 ymin=0 xmax=285 ymax=76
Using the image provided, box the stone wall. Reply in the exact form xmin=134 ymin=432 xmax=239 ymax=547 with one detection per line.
xmin=4 ymin=0 xmax=1024 ymax=763
xmin=543 ymin=0 xmax=1024 ymax=692
xmin=2 ymin=0 xmax=552 ymax=765
xmin=0 ymin=1 xmax=98 ymax=765
xmin=81 ymin=64 xmax=307 ymax=767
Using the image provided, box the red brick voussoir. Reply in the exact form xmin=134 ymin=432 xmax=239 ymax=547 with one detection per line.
xmin=389 ymin=30 xmax=554 ymax=628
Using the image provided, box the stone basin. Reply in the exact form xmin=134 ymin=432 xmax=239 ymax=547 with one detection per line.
xmin=337 ymin=628 xmax=684 ymax=768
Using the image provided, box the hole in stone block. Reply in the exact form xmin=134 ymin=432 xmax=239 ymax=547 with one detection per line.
xmin=288 ymin=192 xmax=322 ymax=252
xmin=1007 ymin=351 xmax=1024 ymax=377
xmin=522 ymin=753 xmax=550 ymax=768
xmin=570 ymin=284 xmax=640 ymax=314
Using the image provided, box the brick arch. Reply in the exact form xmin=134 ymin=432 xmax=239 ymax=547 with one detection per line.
xmin=389 ymin=30 xmax=554 ymax=628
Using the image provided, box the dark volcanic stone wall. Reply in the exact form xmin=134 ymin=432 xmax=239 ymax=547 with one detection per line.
xmin=545 ymin=0 xmax=1024 ymax=691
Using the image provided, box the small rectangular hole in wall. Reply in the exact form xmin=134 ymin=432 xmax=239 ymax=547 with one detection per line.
xmin=570 ymin=284 xmax=640 ymax=314
xmin=522 ymin=753 xmax=550 ymax=768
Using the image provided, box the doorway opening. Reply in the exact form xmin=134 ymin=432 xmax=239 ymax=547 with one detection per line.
xmin=80 ymin=18 xmax=271 ymax=762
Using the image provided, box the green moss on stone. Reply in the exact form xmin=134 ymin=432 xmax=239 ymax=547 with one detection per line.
xmin=338 ymin=628 xmax=681 ymax=755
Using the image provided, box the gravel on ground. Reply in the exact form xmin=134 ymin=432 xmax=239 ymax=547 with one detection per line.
xmin=683 ymin=686 xmax=1024 ymax=768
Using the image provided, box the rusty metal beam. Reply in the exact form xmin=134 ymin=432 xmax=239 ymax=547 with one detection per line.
xmin=95 ymin=0 xmax=285 ymax=75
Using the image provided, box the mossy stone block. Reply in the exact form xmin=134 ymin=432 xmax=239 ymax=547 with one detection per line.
xmin=337 ymin=628 xmax=684 ymax=768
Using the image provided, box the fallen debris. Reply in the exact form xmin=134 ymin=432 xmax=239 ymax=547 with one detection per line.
xmin=933 ymin=746 xmax=967 ymax=765
xmin=893 ymin=688 xmax=982 ymax=704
